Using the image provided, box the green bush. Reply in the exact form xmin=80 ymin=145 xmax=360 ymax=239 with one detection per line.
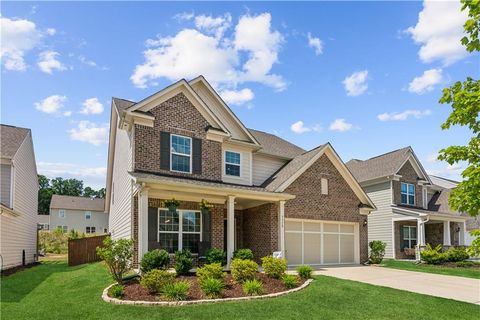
xmin=140 ymin=249 xmax=170 ymax=272
xmin=421 ymin=244 xmax=446 ymax=265
xmin=140 ymin=269 xmax=176 ymax=294
xmin=39 ymin=230 xmax=68 ymax=254
xmin=96 ymin=237 xmax=134 ymax=284
xmin=369 ymin=240 xmax=387 ymax=264
xmin=175 ymin=249 xmax=193 ymax=275
xmin=233 ymin=248 xmax=254 ymax=261
xmin=196 ymin=263 xmax=225 ymax=284
xmin=108 ymin=284 xmax=124 ymax=299
xmin=199 ymin=277 xmax=224 ymax=299
xmin=467 ymin=229 xmax=480 ymax=257
xmin=206 ymin=248 xmax=226 ymax=265
xmin=456 ymin=261 xmax=478 ymax=268
xmin=261 ymin=256 xmax=287 ymax=279
xmin=230 ymin=259 xmax=258 ymax=283
xmin=296 ymin=265 xmax=313 ymax=279
xmin=162 ymin=281 xmax=190 ymax=301
xmin=281 ymin=274 xmax=299 ymax=289
xmin=243 ymin=279 xmax=263 ymax=296
xmin=444 ymin=247 xmax=469 ymax=262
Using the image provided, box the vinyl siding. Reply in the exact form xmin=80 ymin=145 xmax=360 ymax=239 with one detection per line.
xmin=252 ymin=153 xmax=287 ymax=186
xmin=221 ymin=143 xmax=252 ymax=185
xmin=49 ymin=208 xmax=108 ymax=234
xmin=0 ymin=134 xmax=38 ymax=269
xmin=108 ymin=122 xmax=133 ymax=240
xmin=0 ymin=164 xmax=11 ymax=207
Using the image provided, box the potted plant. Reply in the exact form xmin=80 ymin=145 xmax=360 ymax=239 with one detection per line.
xmin=200 ymin=199 xmax=213 ymax=214
xmin=163 ymin=198 xmax=180 ymax=213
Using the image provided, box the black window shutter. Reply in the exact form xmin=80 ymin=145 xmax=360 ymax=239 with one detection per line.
xmin=192 ymin=138 xmax=202 ymax=174
xmin=147 ymin=207 xmax=159 ymax=251
xmin=160 ymin=132 xmax=170 ymax=170
xmin=201 ymin=210 xmax=212 ymax=250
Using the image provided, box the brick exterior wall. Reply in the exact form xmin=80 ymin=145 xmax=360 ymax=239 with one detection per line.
xmin=134 ymin=92 xmax=222 ymax=181
xmin=425 ymin=223 xmax=444 ymax=247
xmin=394 ymin=220 xmax=417 ymax=259
xmin=392 ymin=161 xmax=424 ymax=208
xmin=283 ymin=154 xmax=369 ymax=263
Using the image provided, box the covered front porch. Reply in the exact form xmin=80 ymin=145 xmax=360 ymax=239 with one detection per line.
xmin=392 ymin=207 xmax=468 ymax=260
xmin=131 ymin=172 xmax=294 ymax=268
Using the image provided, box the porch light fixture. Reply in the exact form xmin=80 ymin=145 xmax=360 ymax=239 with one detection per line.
xmin=455 ymin=226 xmax=461 ymax=233
xmin=363 ymin=219 xmax=367 ymax=226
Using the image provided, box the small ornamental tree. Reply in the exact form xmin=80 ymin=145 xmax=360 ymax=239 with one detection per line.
xmin=467 ymin=229 xmax=480 ymax=257
xmin=369 ymin=240 xmax=386 ymax=264
xmin=96 ymin=236 xmax=134 ymax=284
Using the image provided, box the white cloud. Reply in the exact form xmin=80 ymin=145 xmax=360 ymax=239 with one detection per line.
xmin=406 ymin=0 xmax=469 ymax=65
xmin=63 ymin=111 xmax=72 ymax=117
xmin=290 ymin=121 xmax=322 ymax=134
xmin=427 ymin=153 xmax=439 ymax=163
xmin=307 ymin=32 xmax=323 ymax=55
xmin=78 ymin=55 xmax=97 ymax=67
xmin=37 ymin=162 xmax=107 ymax=189
xmin=377 ymin=109 xmax=432 ymax=121
xmin=46 ymin=28 xmax=56 ymax=36
xmin=428 ymin=163 xmax=464 ymax=178
xmin=80 ymin=98 xmax=104 ymax=115
xmin=408 ymin=68 xmax=443 ymax=94
xmin=35 ymin=95 xmax=67 ymax=114
xmin=68 ymin=121 xmax=109 ymax=146
xmin=131 ymin=12 xmax=286 ymax=97
xmin=37 ymin=50 xmax=66 ymax=74
xmin=174 ymin=12 xmax=195 ymax=22
xmin=220 ymin=88 xmax=254 ymax=105
xmin=342 ymin=70 xmax=368 ymax=96
xmin=0 ymin=17 xmax=41 ymax=71
xmin=329 ymin=118 xmax=353 ymax=132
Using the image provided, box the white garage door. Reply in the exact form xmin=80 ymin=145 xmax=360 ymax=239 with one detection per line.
xmin=285 ymin=219 xmax=359 ymax=266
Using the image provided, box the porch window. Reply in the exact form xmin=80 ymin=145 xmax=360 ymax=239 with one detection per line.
xmin=401 ymin=226 xmax=417 ymax=249
xmin=158 ymin=209 xmax=201 ymax=253
xmin=225 ymin=151 xmax=241 ymax=177
xmin=401 ymin=182 xmax=415 ymax=205
xmin=171 ymin=134 xmax=192 ymax=173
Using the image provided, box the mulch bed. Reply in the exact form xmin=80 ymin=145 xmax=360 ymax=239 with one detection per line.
xmin=429 ymin=262 xmax=480 ymax=269
xmin=120 ymin=273 xmax=306 ymax=301
xmin=1 ymin=262 xmax=40 ymax=277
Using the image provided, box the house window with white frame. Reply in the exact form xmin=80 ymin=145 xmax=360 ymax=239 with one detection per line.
xmin=85 ymin=211 xmax=92 ymax=220
xmin=158 ymin=209 xmax=201 ymax=253
xmin=321 ymin=178 xmax=329 ymax=195
xmin=401 ymin=225 xmax=417 ymax=249
xmin=86 ymin=226 xmax=96 ymax=234
xmin=171 ymin=134 xmax=192 ymax=173
xmin=401 ymin=182 xmax=415 ymax=205
xmin=225 ymin=151 xmax=241 ymax=177
xmin=57 ymin=225 xmax=68 ymax=233
xmin=58 ymin=210 xmax=65 ymax=218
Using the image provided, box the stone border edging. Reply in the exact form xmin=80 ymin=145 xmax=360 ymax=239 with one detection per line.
xmin=102 ymin=278 xmax=313 ymax=306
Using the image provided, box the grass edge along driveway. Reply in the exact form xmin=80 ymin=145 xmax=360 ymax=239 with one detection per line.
xmin=382 ymin=259 xmax=480 ymax=279
xmin=1 ymin=261 xmax=479 ymax=320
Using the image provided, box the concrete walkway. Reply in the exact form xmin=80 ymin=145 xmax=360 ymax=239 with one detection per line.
xmin=312 ymin=266 xmax=480 ymax=304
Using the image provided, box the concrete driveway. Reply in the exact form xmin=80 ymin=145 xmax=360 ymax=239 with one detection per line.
xmin=312 ymin=266 xmax=480 ymax=304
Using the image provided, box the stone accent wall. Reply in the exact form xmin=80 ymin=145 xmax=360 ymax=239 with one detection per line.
xmin=134 ymin=92 xmax=222 ymax=181
xmin=392 ymin=161 xmax=424 ymax=208
xmin=394 ymin=220 xmax=417 ymax=260
xmin=283 ymin=154 xmax=369 ymax=263
xmin=425 ymin=223 xmax=443 ymax=247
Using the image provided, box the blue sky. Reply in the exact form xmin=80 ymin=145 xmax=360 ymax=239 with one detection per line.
xmin=2 ymin=1 xmax=478 ymax=189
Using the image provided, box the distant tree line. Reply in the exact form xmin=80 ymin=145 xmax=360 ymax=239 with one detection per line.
xmin=38 ymin=175 xmax=106 ymax=214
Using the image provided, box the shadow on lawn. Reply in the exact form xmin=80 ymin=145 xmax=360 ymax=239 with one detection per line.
xmin=1 ymin=260 xmax=85 ymax=303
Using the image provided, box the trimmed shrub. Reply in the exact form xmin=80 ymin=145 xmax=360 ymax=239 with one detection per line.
xmin=243 ymin=279 xmax=263 ymax=296
xmin=39 ymin=230 xmax=68 ymax=254
xmin=296 ymin=265 xmax=313 ymax=279
xmin=369 ymin=240 xmax=387 ymax=264
xmin=199 ymin=277 xmax=224 ymax=299
xmin=261 ymin=256 xmax=287 ymax=279
xmin=196 ymin=263 xmax=225 ymax=284
xmin=445 ymin=247 xmax=469 ymax=262
xmin=421 ymin=244 xmax=446 ymax=265
xmin=96 ymin=237 xmax=134 ymax=284
xmin=140 ymin=249 xmax=170 ymax=273
xmin=140 ymin=269 xmax=176 ymax=294
xmin=233 ymin=248 xmax=254 ymax=261
xmin=230 ymin=259 xmax=258 ymax=283
xmin=175 ymin=249 xmax=193 ymax=275
xmin=206 ymin=248 xmax=226 ymax=265
xmin=281 ymin=274 xmax=299 ymax=289
xmin=456 ymin=261 xmax=478 ymax=268
xmin=162 ymin=281 xmax=190 ymax=301
xmin=109 ymin=284 xmax=124 ymax=299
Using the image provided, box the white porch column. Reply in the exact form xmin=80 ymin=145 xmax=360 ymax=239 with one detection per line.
xmin=443 ymin=221 xmax=451 ymax=246
xmin=138 ymin=187 xmax=149 ymax=262
xmin=417 ymin=219 xmax=426 ymax=246
xmin=459 ymin=221 xmax=466 ymax=246
xmin=226 ymin=195 xmax=235 ymax=268
xmin=278 ymin=200 xmax=285 ymax=257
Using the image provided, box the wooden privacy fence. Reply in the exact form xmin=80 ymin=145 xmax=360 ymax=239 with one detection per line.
xmin=68 ymin=235 xmax=107 ymax=266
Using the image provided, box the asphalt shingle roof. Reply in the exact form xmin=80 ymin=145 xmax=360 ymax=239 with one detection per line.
xmin=1 ymin=124 xmax=30 ymax=159
xmin=50 ymin=195 xmax=105 ymax=211
xmin=112 ymin=98 xmax=135 ymax=113
xmin=248 ymin=128 xmax=305 ymax=159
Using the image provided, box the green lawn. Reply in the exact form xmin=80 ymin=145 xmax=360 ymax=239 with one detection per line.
xmin=383 ymin=259 xmax=480 ymax=279
xmin=1 ymin=261 xmax=479 ymax=320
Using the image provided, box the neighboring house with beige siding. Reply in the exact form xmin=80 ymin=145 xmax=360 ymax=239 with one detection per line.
xmin=0 ymin=124 xmax=39 ymax=271
xmin=49 ymin=195 xmax=108 ymax=235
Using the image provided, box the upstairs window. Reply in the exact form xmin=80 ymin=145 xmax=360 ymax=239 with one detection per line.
xmin=171 ymin=134 xmax=192 ymax=173
xmin=225 ymin=151 xmax=241 ymax=177
xmin=85 ymin=211 xmax=92 ymax=220
xmin=401 ymin=182 xmax=415 ymax=205
xmin=59 ymin=210 xmax=65 ymax=218
xmin=321 ymin=178 xmax=329 ymax=195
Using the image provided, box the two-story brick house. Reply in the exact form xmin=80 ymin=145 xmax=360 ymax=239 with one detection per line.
xmin=346 ymin=147 xmax=469 ymax=260
xmin=105 ymin=76 xmax=375 ymax=267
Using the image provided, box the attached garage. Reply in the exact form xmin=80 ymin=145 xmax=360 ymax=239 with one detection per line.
xmin=285 ymin=219 xmax=360 ymax=266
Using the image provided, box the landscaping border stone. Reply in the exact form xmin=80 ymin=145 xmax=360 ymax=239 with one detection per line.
xmin=102 ymin=279 xmax=313 ymax=306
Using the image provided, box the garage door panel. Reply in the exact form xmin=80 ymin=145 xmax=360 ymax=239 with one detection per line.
xmin=340 ymin=224 xmax=354 ymax=233
xmin=323 ymin=233 xmax=339 ymax=264
xmin=324 ymin=223 xmax=339 ymax=233
xmin=303 ymin=233 xmax=321 ymax=264
xmin=303 ymin=222 xmax=321 ymax=232
xmin=340 ymin=234 xmax=355 ymax=263
xmin=285 ymin=232 xmax=302 ymax=265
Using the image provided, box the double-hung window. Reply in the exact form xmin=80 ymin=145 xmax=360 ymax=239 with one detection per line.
xmin=402 ymin=226 xmax=417 ymax=249
xmin=401 ymin=182 xmax=415 ymax=205
xmin=225 ymin=151 xmax=241 ymax=177
xmin=85 ymin=211 xmax=92 ymax=220
xmin=158 ymin=209 xmax=201 ymax=253
xmin=59 ymin=210 xmax=65 ymax=218
xmin=171 ymin=134 xmax=192 ymax=173
xmin=86 ymin=226 xmax=96 ymax=234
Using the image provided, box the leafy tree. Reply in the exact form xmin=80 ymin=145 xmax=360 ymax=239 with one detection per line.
xmin=96 ymin=188 xmax=106 ymax=199
xmin=96 ymin=237 xmax=134 ymax=284
xmin=438 ymin=0 xmax=480 ymax=217
xmin=83 ymin=186 xmax=97 ymax=198
xmin=50 ymin=177 xmax=84 ymax=196
xmin=38 ymin=175 xmax=53 ymax=214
